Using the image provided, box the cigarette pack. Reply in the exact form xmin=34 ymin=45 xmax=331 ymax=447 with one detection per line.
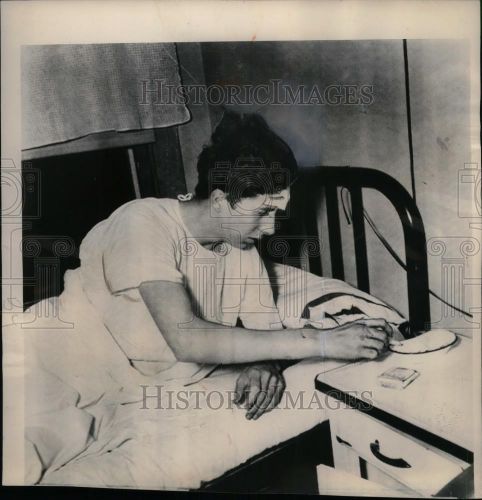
xmin=377 ymin=367 xmax=419 ymax=389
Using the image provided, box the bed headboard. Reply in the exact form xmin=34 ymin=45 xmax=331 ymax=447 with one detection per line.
xmin=263 ymin=166 xmax=431 ymax=334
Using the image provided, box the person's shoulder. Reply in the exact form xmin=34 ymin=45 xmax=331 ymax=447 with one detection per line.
xmin=81 ymin=198 xmax=180 ymax=255
xmin=111 ymin=197 xmax=179 ymax=219
xmin=114 ymin=198 xmax=185 ymax=238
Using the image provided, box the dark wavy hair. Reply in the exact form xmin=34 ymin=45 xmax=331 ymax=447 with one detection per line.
xmin=195 ymin=111 xmax=298 ymax=205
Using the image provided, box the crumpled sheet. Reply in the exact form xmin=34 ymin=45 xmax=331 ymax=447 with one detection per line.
xmin=273 ymin=262 xmax=405 ymax=330
xmin=6 ymin=262 xmax=405 ymax=489
xmin=39 ymin=360 xmax=337 ymax=489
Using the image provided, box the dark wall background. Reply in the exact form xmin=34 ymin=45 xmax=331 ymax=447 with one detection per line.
xmin=22 ymin=128 xmax=187 ymax=307
xmin=22 ymin=149 xmax=136 ymax=306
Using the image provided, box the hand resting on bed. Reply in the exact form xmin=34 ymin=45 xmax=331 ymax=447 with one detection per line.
xmin=234 ymin=362 xmax=286 ymax=420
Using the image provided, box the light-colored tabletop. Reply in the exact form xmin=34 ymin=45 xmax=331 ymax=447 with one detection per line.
xmin=316 ymin=335 xmax=473 ymax=455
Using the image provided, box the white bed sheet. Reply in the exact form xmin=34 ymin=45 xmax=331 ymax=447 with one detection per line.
xmin=39 ymin=358 xmax=340 ymax=490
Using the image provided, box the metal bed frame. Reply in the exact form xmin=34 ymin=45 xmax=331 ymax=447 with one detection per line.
xmin=297 ymin=166 xmax=431 ymax=334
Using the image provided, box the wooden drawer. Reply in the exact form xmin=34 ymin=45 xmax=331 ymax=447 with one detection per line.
xmin=330 ymin=407 xmax=469 ymax=496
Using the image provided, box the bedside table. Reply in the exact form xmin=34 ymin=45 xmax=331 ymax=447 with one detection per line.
xmin=315 ymin=336 xmax=473 ymax=497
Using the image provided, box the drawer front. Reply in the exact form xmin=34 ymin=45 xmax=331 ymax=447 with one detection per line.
xmin=330 ymin=407 xmax=468 ymax=496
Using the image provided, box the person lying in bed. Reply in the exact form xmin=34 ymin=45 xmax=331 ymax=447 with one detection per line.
xmin=79 ymin=111 xmax=394 ymax=421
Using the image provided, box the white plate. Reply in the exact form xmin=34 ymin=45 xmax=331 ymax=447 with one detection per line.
xmin=389 ymin=329 xmax=457 ymax=354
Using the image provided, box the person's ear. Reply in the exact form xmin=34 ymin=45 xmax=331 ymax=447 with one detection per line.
xmin=210 ymin=189 xmax=227 ymax=213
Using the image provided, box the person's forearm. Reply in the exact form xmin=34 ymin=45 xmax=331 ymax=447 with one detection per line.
xmin=167 ymin=317 xmax=321 ymax=364
xmin=139 ymin=280 xmax=324 ymax=364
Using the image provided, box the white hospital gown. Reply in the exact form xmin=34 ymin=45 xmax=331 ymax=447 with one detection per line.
xmin=79 ymin=197 xmax=281 ymax=374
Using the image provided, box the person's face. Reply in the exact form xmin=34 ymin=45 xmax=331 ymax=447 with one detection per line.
xmin=215 ymin=189 xmax=290 ymax=249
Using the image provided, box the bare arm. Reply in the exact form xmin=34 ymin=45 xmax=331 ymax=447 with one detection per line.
xmin=139 ymin=280 xmax=320 ymax=363
xmin=139 ymin=280 xmax=393 ymax=364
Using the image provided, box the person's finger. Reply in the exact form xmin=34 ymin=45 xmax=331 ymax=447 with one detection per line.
xmin=261 ymin=377 xmax=286 ymax=414
xmin=267 ymin=376 xmax=286 ymax=411
xmin=365 ymin=328 xmax=390 ymax=344
xmin=250 ymin=375 xmax=278 ymax=420
xmin=248 ymin=368 xmax=270 ymax=408
xmin=258 ymin=369 xmax=271 ymax=394
xmin=358 ymin=318 xmax=393 ymax=336
xmin=360 ymin=347 xmax=380 ymax=360
xmin=245 ymin=373 xmax=262 ymax=410
xmin=362 ymin=337 xmax=387 ymax=354
xmin=247 ymin=386 xmax=270 ymax=420
xmin=234 ymin=373 xmax=249 ymax=405
xmin=234 ymin=373 xmax=247 ymax=403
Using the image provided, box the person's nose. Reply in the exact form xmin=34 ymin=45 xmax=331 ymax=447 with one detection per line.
xmin=259 ymin=214 xmax=276 ymax=235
